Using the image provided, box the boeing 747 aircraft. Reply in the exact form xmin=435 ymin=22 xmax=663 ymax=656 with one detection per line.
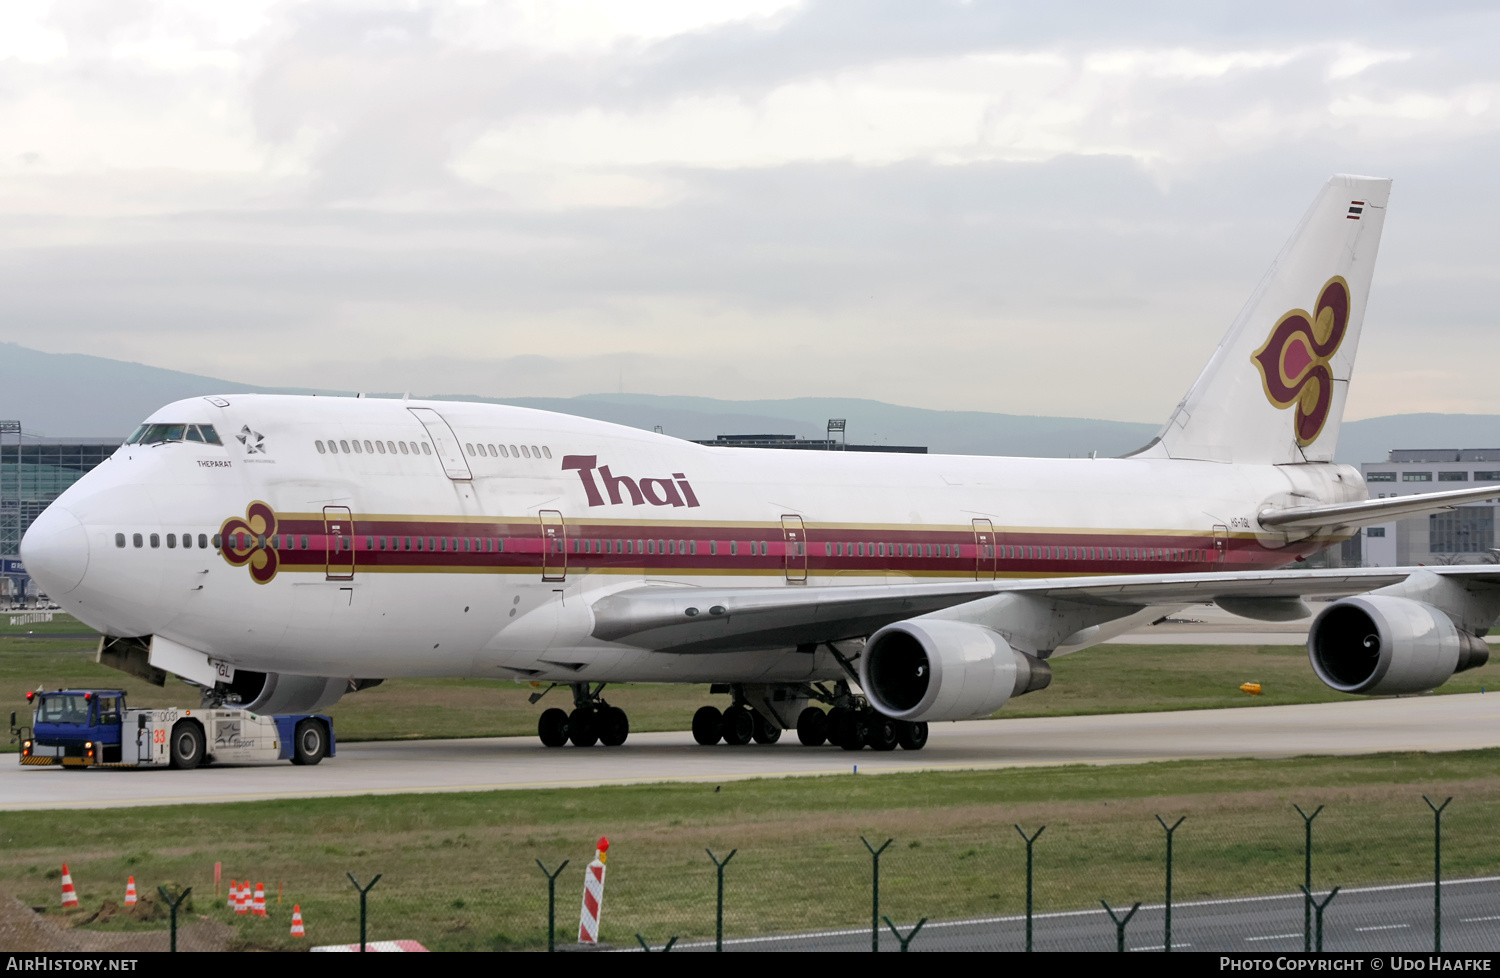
xmin=20 ymin=175 xmax=1500 ymax=760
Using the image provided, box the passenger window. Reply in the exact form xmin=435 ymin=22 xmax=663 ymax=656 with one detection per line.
xmin=316 ymin=440 xmax=326 ymax=454
xmin=398 ymin=442 xmax=409 ymax=455
xmin=182 ymin=532 xmax=193 ymax=549
xmin=520 ymin=445 xmax=531 ymax=458
xmin=487 ymin=444 xmax=497 ymax=456
xmin=376 ymin=441 xmax=386 ymax=454
xmin=150 ymin=533 xmax=160 ymax=549
xmin=421 ymin=443 xmax=432 ymax=455
xmin=386 ymin=441 xmax=396 ymax=453
xmin=465 ymin=443 xmax=475 ymax=456
xmin=363 ymin=440 xmax=373 ymax=453
xmin=352 ymin=440 xmax=362 ymax=453
xmin=542 ymin=446 xmax=552 ymax=459
xmin=211 ymin=535 xmax=222 ymax=549
xmin=509 ymin=445 xmax=519 ymax=457
xmin=115 ymin=533 xmax=126 ymax=548
xmin=531 ymin=445 xmax=540 ymax=457
xmin=327 ymin=440 xmax=338 ymax=454
xmin=339 ymin=440 xmax=350 ymax=453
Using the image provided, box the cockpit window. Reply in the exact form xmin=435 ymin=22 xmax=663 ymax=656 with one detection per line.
xmin=35 ymin=694 xmax=90 ymax=725
xmin=126 ymin=423 xmax=223 ymax=446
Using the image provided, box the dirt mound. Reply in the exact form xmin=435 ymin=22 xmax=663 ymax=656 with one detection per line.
xmin=0 ymin=888 xmax=233 ymax=952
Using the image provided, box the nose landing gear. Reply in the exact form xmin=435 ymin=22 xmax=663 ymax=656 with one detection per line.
xmin=535 ymin=683 xmax=630 ymax=748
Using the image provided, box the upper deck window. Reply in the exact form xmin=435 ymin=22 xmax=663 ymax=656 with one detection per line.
xmin=126 ymin=423 xmax=223 ymax=446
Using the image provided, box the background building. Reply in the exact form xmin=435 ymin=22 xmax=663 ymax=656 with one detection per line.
xmin=1 ymin=431 xmax=121 ymax=604
xmin=1350 ymin=449 xmax=1500 ymax=567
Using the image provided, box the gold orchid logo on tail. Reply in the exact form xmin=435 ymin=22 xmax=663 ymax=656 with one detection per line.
xmin=219 ymin=501 xmax=280 ymax=584
xmin=1251 ymin=276 xmax=1351 ymax=447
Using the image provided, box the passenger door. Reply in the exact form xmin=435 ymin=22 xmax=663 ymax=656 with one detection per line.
xmin=782 ymin=514 xmax=807 ymax=583
xmin=324 ymin=506 xmax=355 ymax=581
xmin=1213 ymin=524 xmax=1230 ymax=565
xmin=407 ymin=407 xmax=473 ymax=481
xmin=972 ymin=518 xmax=997 ymax=580
xmin=539 ymin=509 xmax=566 ymax=582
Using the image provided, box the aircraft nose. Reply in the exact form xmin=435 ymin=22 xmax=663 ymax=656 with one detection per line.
xmin=20 ymin=505 xmax=90 ymax=596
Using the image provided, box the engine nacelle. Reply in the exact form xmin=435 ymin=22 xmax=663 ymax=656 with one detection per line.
xmin=222 ymin=671 xmax=350 ymax=714
xmin=860 ymin=619 xmax=1052 ymax=722
xmin=1308 ymin=595 xmax=1490 ymax=696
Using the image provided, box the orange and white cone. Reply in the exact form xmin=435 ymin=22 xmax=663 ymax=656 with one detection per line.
xmin=124 ymin=876 xmax=137 ymax=907
xmin=235 ymin=881 xmax=249 ymax=915
xmin=290 ymin=905 xmax=305 ymax=938
xmin=60 ymin=863 xmax=79 ymax=909
xmin=577 ymin=837 xmax=609 ymax=944
xmin=252 ymin=882 xmax=266 ymax=917
xmin=228 ymin=879 xmax=237 ymax=911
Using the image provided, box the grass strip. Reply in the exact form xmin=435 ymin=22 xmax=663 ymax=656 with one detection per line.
xmin=3 ymin=748 xmax=1497 ymax=950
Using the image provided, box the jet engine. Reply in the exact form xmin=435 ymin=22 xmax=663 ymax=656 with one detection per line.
xmin=221 ymin=671 xmax=354 ymax=714
xmin=1308 ymin=595 xmax=1490 ymax=696
xmin=860 ymin=619 xmax=1052 ymax=722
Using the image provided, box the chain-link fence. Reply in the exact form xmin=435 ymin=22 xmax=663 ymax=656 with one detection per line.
xmin=16 ymin=793 xmax=1500 ymax=952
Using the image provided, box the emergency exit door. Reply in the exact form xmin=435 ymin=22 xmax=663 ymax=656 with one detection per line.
xmin=540 ymin=510 xmax=566 ymax=582
xmin=782 ymin=514 xmax=807 ymax=583
xmin=1213 ymin=524 xmax=1229 ymax=565
xmin=972 ymin=518 xmax=997 ymax=580
xmin=324 ymin=506 xmax=355 ymax=581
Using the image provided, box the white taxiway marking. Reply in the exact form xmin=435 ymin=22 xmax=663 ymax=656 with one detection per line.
xmin=1354 ymin=924 xmax=1410 ymax=932
xmin=1463 ymin=916 xmax=1500 ymax=923
xmin=1245 ymin=934 xmax=1303 ymax=941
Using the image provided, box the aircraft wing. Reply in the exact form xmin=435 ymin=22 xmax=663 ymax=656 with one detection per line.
xmin=1259 ymin=483 xmax=1500 ymax=530
xmin=589 ymin=564 xmax=1500 ymax=654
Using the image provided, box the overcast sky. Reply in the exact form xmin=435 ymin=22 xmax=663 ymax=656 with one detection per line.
xmin=1 ymin=1 xmax=1497 ymax=423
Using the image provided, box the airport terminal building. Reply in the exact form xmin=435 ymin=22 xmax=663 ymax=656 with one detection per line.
xmin=1346 ymin=449 xmax=1500 ymax=567
xmin=2 ymin=433 xmax=121 ymax=602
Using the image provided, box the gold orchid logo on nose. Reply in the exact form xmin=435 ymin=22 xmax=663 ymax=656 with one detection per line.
xmin=219 ymin=501 xmax=279 ymax=584
xmin=1251 ymin=276 xmax=1351 ymax=447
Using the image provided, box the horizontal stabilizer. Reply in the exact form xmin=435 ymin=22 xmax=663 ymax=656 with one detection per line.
xmin=1259 ymin=484 xmax=1500 ymax=530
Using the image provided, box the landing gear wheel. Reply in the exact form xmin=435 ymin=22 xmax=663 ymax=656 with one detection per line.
xmin=692 ymin=706 xmax=724 ymax=746
xmin=292 ymin=718 xmax=328 ymax=765
xmin=867 ymin=715 xmax=899 ymax=752
xmin=598 ymin=706 xmax=630 ymax=747
xmin=831 ymin=710 xmax=865 ymax=751
xmin=567 ymin=707 xmax=599 ymax=747
xmin=538 ymin=708 xmax=569 ymax=747
xmin=751 ymin=711 xmax=782 ymax=745
xmin=169 ymin=721 xmax=204 ymax=770
xmin=896 ymin=720 xmax=929 ymax=751
xmin=721 ymin=705 xmax=754 ymax=745
xmin=796 ymin=707 xmax=828 ymax=747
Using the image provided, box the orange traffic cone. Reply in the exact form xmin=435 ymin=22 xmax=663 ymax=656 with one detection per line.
xmin=124 ymin=876 xmax=137 ymax=906
xmin=235 ymin=881 xmax=249 ymax=915
xmin=228 ymin=879 xmax=237 ymax=910
xmin=252 ymin=882 xmax=266 ymax=917
xmin=60 ymin=863 xmax=79 ymax=909
xmin=290 ymin=904 xmax=305 ymax=938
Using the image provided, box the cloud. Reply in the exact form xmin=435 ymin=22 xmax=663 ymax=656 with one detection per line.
xmin=0 ymin=0 xmax=1499 ymax=425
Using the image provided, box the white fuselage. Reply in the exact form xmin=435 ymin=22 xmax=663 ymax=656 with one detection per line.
xmin=23 ymin=395 xmax=1363 ymax=685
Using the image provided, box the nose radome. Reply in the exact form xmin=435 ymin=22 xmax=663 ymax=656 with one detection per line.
xmin=21 ymin=505 xmax=90 ymax=596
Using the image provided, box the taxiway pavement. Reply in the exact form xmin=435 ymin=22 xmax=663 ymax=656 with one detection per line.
xmin=5 ymin=692 xmax=1497 ymax=811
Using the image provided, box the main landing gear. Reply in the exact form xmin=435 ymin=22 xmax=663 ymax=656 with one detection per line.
xmin=537 ymin=683 xmax=629 ymax=748
xmin=691 ymin=681 xmax=929 ymax=751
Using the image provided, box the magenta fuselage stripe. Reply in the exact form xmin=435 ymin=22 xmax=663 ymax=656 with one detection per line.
xmin=223 ymin=516 xmax=1322 ymax=575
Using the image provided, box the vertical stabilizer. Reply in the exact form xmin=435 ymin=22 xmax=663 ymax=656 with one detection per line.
xmin=1144 ymin=175 xmax=1391 ymax=465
